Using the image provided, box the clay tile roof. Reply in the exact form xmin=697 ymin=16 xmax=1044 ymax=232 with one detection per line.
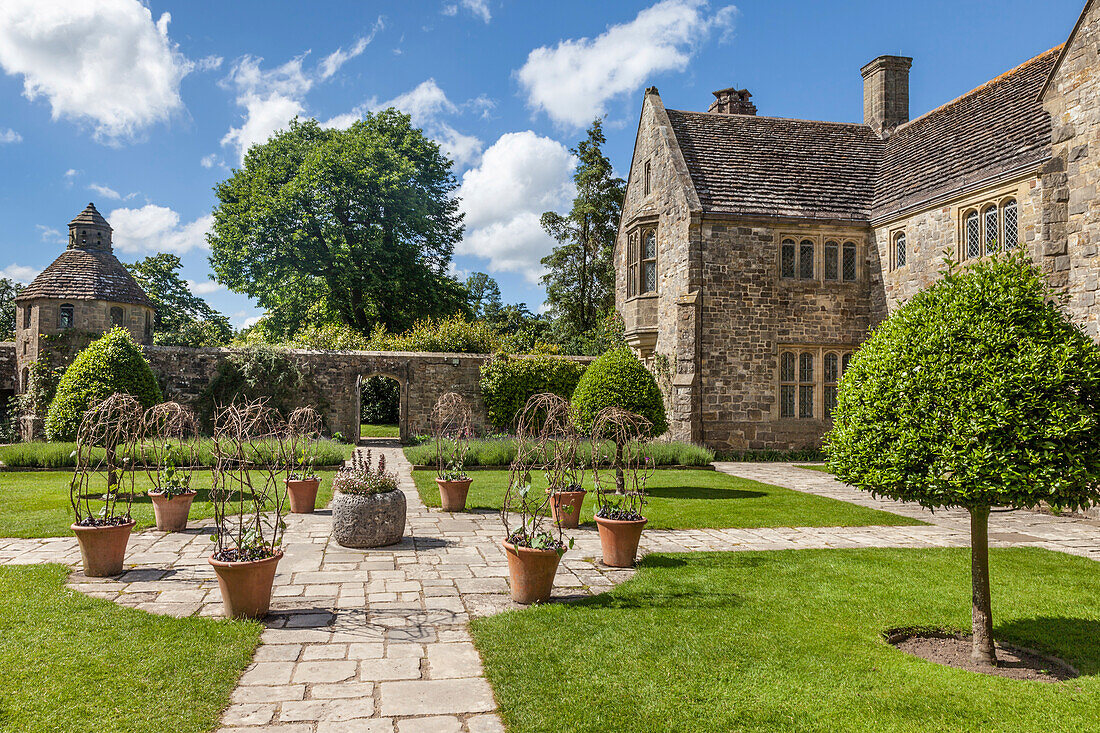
xmin=16 ymin=248 xmax=153 ymax=307
xmin=873 ymin=46 xmax=1060 ymax=219
xmin=68 ymin=202 xmax=112 ymax=230
xmin=665 ymin=110 xmax=884 ymax=221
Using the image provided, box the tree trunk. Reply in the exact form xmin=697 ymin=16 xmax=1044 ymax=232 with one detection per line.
xmin=614 ymin=440 xmax=625 ymax=495
xmin=969 ymin=505 xmax=997 ymax=665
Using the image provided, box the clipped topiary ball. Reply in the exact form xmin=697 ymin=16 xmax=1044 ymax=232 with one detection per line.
xmin=45 ymin=327 xmax=162 ymax=441
xmin=571 ymin=346 xmax=667 ymax=436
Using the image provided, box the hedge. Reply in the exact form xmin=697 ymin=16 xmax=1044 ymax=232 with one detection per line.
xmin=404 ymin=437 xmax=714 ymax=468
xmin=479 ymin=353 xmax=587 ymax=431
xmin=45 ymin=328 xmax=162 ymax=441
xmin=571 ymin=347 xmax=667 ymax=435
xmin=0 ymin=438 xmax=352 ymax=469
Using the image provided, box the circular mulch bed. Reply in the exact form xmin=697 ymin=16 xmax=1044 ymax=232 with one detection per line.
xmin=885 ymin=628 xmax=1078 ymax=682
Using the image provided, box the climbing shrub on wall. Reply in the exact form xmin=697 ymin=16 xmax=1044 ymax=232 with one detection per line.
xmin=197 ymin=345 xmax=326 ymax=429
xmin=571 ymin=347 xmax=668 ymax=436
xmin=45 ymin=328 xmax=162 ymax=441
xmin=479 ymin=353 xmax=587 ymax=431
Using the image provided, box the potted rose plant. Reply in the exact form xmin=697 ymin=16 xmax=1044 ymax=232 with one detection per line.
xmin=285 ymin=407 xmax=323 ymax=513
xmin=331 ymin=449 xmax=406 ymax=548
xmin=69 ymin=394 xmax=143 ymax=577
xmin=143 ymin=401 xmax=199 ymax=532
xmin=208 ymin=401 xmax=289 ymax=619
xmin=590 ymin=407 xmax=653 ymax=568
xmin=432 ymin=393 xmax=474 ymax=512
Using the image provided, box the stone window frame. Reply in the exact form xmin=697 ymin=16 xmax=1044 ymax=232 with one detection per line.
xmin=110 ymin=306 xmax=124 ymax=328
xmin=779 ymin=232 xmax=864 ymax=284
xmin=958 ymin=191 xmax=1021 ymax=261
xmin=889 ymin=228 xmax=907 ymax=271
xmin=625 ymin=217 xmax=659 ymax=300
xmin=643 ymin=159 xmax=652 ymax=196
xmin=58 ymin=303 xmax=74 ymax=330
xmin=21 ymin=305 xmax=30 ymax=330
xmin=776 ymin=344 xmax=858 ymax=421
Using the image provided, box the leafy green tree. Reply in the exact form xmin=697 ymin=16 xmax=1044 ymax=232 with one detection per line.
xmin=46 ymin=328 xmax=162 ymax=440
xmin=826 ymin=255 xmax=1100 ymax=665
xmin=465 ymin=272 xmax=503 ymax=319
xmin=208 ymin=114 xmax=468 ymax=340
xmin=0 ymin=277 xmax=23 ymax=341
xmin=540 ymin=119 xmax=624 ymax=350
xmin=125 ymin=254 xmax=232 ymax=346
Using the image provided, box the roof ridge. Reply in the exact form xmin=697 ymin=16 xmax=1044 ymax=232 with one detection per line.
xmin=666 ymin=108 xmax=871 ymax=129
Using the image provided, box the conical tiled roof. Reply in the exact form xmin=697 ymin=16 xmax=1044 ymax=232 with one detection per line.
xmin=68 ymin=202 xmax=112 ymax=232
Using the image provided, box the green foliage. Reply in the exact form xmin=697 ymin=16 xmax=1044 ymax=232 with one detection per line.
xmin=125 ymin=253 xmax=232 ymax=346
xmin=479 ymin=353 xmax=587 ymax=430
xmin=826 ymin=255 xmax=1100 ymax=513
xmin=45 ymin=328 xmax=161 ymax=441
xmin=361 ymin=376 xmax=399 ymax=424
xmin=208 ymin=114 xmax=468 ymax=340
xmin=291 ymin=315 xmax=503 ymax=354
xmin=0 ymin=277 xmax=22 ymax=341
xmin=571 ymin=347 xmax=668 ymax=436
xmin=0 ymin=438 xmax=350 ymax=469
xmin=198 ymin=345 xmax=319 ymax=427
xmin=403 ymin=438 xmax=713 ymax=468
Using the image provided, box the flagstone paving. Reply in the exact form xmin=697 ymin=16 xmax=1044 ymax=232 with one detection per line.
xmin=0 ymin=449 xmax=1097 ymax=731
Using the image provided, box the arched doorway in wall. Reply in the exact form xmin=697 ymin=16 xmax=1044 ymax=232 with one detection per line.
xmin=357 ymin=374 xmax=404 ymax=442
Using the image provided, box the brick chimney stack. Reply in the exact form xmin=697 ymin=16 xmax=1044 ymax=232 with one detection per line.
xmin=861 ymin=55 xmax=912 ymax=137
xmin=708 ymin=87 xmax=757 ymax=115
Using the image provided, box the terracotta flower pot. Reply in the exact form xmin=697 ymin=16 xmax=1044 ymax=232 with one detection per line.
xmin=148 ymin=490 xmax=196 ymax=532
xmin=594 ymin=515 xmax=647 ymax=567
xmin=286 ymin=478 xmax=321 ymax=514
xmin=71 ymin=520 xmax=135 ymax=577
xmin=503 ymin=541 xmax=564 ymax=605
xmin=548 ymin=489 xmax=586 ymax=529
xmin=208 ymin=551 xmax=283 ymax=619
xmin=436 ymin=478 xmax=472 ymax=512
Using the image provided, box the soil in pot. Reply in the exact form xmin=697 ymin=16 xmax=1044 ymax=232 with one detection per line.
xmin=548 ymin=490 xmax=586 ymax=529
xmin=149 ymin=491 xmax=196 ymax=532
xmin=208 ymin=551 xmax=283 ymax=619
xmin=594 ymin=515 xmax=647 ymax=567
xmin=287 ymin=478 xmax=321 ymax=513
xmin=332 ymin=489 xmax=407 ymax=548
xmin=436 ymin=478 xmax=472 ymax=512
xmin=71 ymin=520 xmax=135 ymax=577
xmin=503 ymin=541 xmax=564 ymax=604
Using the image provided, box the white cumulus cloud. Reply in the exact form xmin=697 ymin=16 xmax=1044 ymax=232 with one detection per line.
xmin=186 ymin=279 xmax=223 ymax=296
xmin=457 ymin=131 xmax=575 ymax=282
xmin=0 ymin=0 xmax=192 ymax=141
xmin=517 ymin=0 xmax=736 ymax=127
xmin=0 ymin=128 xmax=21 ymax=143
xmin=88 ymin=183 xmax=121 ymax=200
xmin=442 ymin=0 xmax=492 ymax=23
xmin=108 ymin=204 xmax=212 ymax=255
xmin=1 ymin=264 xmax=40 ymax=284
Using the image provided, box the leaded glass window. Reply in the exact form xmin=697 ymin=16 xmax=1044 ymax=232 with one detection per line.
xmin=824 ymin=352 xmax=839 ymax=419
xmin=824 ymin=241 xmax=838 ymax=281
xmin=842 ymin=353 xmax=852 ymax=373
xmin=894 ymin=232 xmax=906 ymax=269
xmin=1003 ymin=199 xmax=1018 ymax=249
xmin=780 ymin=352 xmax=796 ymax=418
xmin=627 ymin=233 xmax=637 ymax=298
xmin=966 ymin=210 xmax=981 ymax=258
xmin=798 ymin=352 xmax=814 ymax=418
xmin=799 ymin=239 xmax=814 ymax=279
xmin=984 ymin=205 xmax=999 ymax=253
xmin=842 ymin=242 xmax=857 ymax=281
xmin=781 ymin=239 xmax=796 ymax=278
xmin=642 ymin=230 xmax=657 ymax=293
xmin=59 ymin=304 xmax=74 ymax=329
xmin=110 ymin=306 xmax=123 ymax=327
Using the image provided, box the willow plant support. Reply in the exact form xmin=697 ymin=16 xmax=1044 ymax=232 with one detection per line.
xmin=590 ymin=407 xmax=654 ymax=518
xmin=69 ymin=393 xmax=144 ymax=525
xmin=142 ymin=401 xmax=199 ymax=491
xmin=431 ymin=392 xmax=472 ymax=479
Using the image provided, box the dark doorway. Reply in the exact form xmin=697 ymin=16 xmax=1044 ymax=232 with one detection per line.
xmin=359 ymin=375 xmax=400 ymax=441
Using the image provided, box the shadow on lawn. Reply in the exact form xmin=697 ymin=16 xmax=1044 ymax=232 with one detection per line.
xmin=998 ymin=617 xmax=1100 ymax=675
xmin=646 ymin=486 xmax=766 ymax=501
xmin=79 ymin=489 xmax=261 ymax=506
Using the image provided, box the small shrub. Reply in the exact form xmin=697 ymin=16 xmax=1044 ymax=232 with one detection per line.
xmin=479 ymin=353 xmax=587 ymax=431
xmin=45 ymin=328 xmax=161 ymax=441
xmin=402 ymin=438 xmax=712 ymax=467
xmin=197 ymin=345 xmax=322 ymax=428
xmin=333 ymin=449 xmax=399 ymax=495
xmin=571 ymin=347 xmax=667 ymax=436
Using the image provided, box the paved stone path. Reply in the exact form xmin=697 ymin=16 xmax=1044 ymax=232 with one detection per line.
xmin=0 ymin=451 xmax=1097 ymax=732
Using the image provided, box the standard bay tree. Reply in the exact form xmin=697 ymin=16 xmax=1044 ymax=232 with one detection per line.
xmin=825 ymin=255 xmax=1100 ymax=664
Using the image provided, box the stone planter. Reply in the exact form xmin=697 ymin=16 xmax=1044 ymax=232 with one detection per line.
xmin=148 ymin=490 xmax=196 ymax=532
xmin=594 ymin=515 xmax=647 ymax=567
xmin=436 ymin=478 xmax=472 ymax=512
xmin=548 ymin=489 xmax=586 ymax=529
xmin=331 ymin=489 xmax=407 ymax=548
xmin=208 ymin=551 xmax=283 ymax=619
xmin=286 ymin=478 xmax=321 ymax=514
xmin=503 ymin=541 xmax=564 ymax=605
xmin=71 ymin=520 xmax=135 ymax=577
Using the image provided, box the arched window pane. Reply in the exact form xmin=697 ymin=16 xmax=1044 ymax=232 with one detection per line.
xmin=643 ymin=230 xmax=656 ymax=259
xmin=966 ymin=211 xmax=981 ymax=258
xmin=895 ymin=233 xmax=906 ymax=268
xmin=1003 ymin=200 xmax=1018 ymax=249
xmin=799 ymin=352 xmax=814 ymax=383
xmin=984 ymin=205 xmax=999 ymax=253
xmin=59 ymin=304 xmax=74 ymax=329
xmin=824 ymin=353 xmax=839 ymax=382
xmin=781 ymin=239 xmax=795 ymax=278
xmin=799 ymin=383 xmax=814 ymax=418
xmin=842 ymin=353 xmax=852 ymax=373
xmin=824 ymin=386 xmax=837 ymax=419
xmin=824 ymin=241 xmax=838 ymax=281
xmin=110 ymin=307 xmax=124 ymax=327
xmin=780 ymin=352 xmax=795 ymax=382
xmin=842 ymin=242 xmax=857 ymax=281
xmin=799 ymin=239 xmax=814 ymax=279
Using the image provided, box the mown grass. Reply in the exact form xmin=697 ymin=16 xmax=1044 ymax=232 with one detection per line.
xmin=0 ymin=469 xmax=336 ymax=538
xmin=796 ymin=463 xmax=832 ymax=474
xmin=360 ymin=423 xmax=399 ymax=438
xmin=0 ymin=438 xmax=353 ymax=469
xmin=0 ymin=563 xmax=261 ymax=733
xmin=404 ymin=438 xmax=715 ymax=468
xmin=411 ymin=469 xmax=921 ymax=530
xmin=472 ymin=548 xmax=1100 ymax=733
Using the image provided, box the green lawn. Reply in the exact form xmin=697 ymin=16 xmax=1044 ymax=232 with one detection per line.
xmin=472 ymin=548 xmax=1100 ymax=733
xmin=411 ymin=469 xmax=922 ymax=529
xmin=0 ymin=564 xmax=261 ymax=733
xmin=796 ymin=463 xmax=832 ymax=474
xmin=361 ymin=423 xmax=399 ymax=438
xmin=0 ymin=470 xmax=336 ymax=538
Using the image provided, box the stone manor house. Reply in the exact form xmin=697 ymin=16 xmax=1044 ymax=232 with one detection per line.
xmin=618 ymin=0 xmax=1100 ymax=451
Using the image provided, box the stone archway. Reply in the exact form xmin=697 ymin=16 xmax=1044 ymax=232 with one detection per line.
xmin=356 ymin=371 xmax=407 ymax=442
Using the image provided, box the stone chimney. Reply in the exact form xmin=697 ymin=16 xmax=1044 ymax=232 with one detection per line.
xmin=861 ymin=55 xmax=912 ymax=137
xmin=708 ymin=87 xmax=756 ymax=115
xmin=68 ymin=202 xmax=113 ymax=251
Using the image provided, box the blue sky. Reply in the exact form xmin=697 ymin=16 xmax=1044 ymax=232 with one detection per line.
xmin=0 ymin=0 xmax=1086 ymax=329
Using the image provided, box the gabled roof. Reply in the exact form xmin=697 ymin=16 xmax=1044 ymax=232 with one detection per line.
xmin=665 ymin=110 xmax=884 ymax=221
xmin=16 ymin=248 xmax=153 ymax=307
xmin=873 ymin=46 xmax=1060 ymax=220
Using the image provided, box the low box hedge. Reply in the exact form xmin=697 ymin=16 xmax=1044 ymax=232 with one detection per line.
xmin=404 ymin=437 xmax=714 ymax=468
